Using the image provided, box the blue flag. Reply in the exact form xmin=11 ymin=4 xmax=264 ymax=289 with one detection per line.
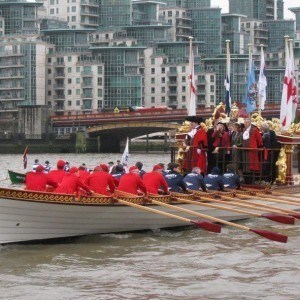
xmin=245 ymin=60 xmax=257 ymax=114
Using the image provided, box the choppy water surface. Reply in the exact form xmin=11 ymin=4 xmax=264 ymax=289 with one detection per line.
xmin=0 ymin=154 xmax=299 ymax=300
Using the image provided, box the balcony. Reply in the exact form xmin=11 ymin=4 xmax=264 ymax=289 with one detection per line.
xmin=81 ymin=104 xmax=93 ymax=110
xmin=167 ymin=70 xmax=178 ymax=76
xmin=23 ymin=13 xmax=37 ymax=20
xmin=53 ymin=62 xmax=65 ymax=68
xmin=168 ymin=90 xmax=178 ymax=96
xmin=0 ymin=51 xmax=23 ymax=57
xmin=54 ymin=94 xmax=65 ymax=100
xmin=81 ymin=9 xmax=99 ymax=17
xmin=0 ymin=61 xmax=25 ymax=68
xmin=81 ymin=71 xmax=93 ymax=77
xmin=81 ymin=92 xmax=93 ymax=99
xmin=81 ymin=81 xmax=93 ymax=88
xmin=0 ymin=85 xmax=24 ymax=91
xmin=0 ymin=72 xmax=24 ymax=79
xmin=80 ymin=0 xmax=99 ymax=8
xmin=54 ymin=105 xmax=65 ymax=111
xmin=168 ymin=80 xmax=178 ymax=86
xmin=54 ymin=72 xmax=65 ymax=78
xmin=54 ymin=84 xmax=65 ymax=89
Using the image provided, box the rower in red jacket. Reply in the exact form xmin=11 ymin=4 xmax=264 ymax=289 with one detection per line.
xmin=117 ymin=166 xmax=147 ymax=195
xmin=55 ymin=167 xmax=92 ymax=196
xmin=47 ymin=160 xmax=66 ymax=184
xmin=25 ymin=165 xmax=58 ymax=192
xmin=78 ymin=165 xmax=90 ymax=182
xmin=86 ymin=165 xmax=115 ymax=196
xmin=143 ymin=164 xmax=169 ymax=195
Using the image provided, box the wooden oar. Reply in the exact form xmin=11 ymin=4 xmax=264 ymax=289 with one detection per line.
xmin=172 ymin=195 xmax=288 ymax=243
xmin=243 ymin=188 xmax=300 ymax=205
xmin=116 ymin=198 xmax=221 ymax=233
xmin=92 ymin=191 xmax=221 ymax=233
xmin=191 ymin=194 xmax=295 ymax=225
xmin=266 ymin=190 xmax=300 ymax=199
xmin=238 ymin=190 xmax=300 ymax=205
xmin=213 ymin=193 xmax=300 ymax=220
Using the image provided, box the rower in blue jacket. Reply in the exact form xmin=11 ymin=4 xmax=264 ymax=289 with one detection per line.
xmin=183 ymin=167 xmax=207 ymax=192
xmin=204 ymin=167 xmax=224 ymax=191
xmin=222 ymin=164 xmax=241 ymax=189
xmin=164 ymin=163 xmax=187 ymax=193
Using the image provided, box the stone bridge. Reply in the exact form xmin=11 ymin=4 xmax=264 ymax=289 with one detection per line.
xmin=87 ymin=121 xmax=179 ymax=152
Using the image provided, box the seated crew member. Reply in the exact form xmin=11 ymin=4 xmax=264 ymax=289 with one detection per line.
xmin=183 ymin=167 xmax=207 ymax=192
xmin=47 ymin=160 xmax=67 ymax=184
xmin=78 ymin=165 xmax=90 ymax=182
xmin=222 ymin=164 xmax=241 ymax=189
xmin=32 ymin=159 xmax=40 ymax=172
xmin=44 ymin=160 xmax=51 ymax=173
xmin=25 ymin=165 xmax=58 ymax=192
xmin=143 ymin=164 xmax=169 ymax=195
xmin=164 ymin=162 xmax=187 ymax=193
xmin=135 ymin=161 xmax=146 ymax=178
xmin=111 ymin=164 xmax=125 ymax=186
xmin=117 ymin=166 xmax=147 ymax=196
xmin=86 ymin=165 xmax=115 ymax=196
xmin=55 ymin=166 xmax=92 ymax=197
xmin=204 ymin=167 xmax=224 ymax=191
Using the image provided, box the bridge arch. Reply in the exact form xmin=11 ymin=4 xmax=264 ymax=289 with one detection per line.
xmin=87 ymin=121 xmax=179 ymax=152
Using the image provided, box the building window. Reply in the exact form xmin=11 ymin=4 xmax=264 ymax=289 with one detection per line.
xmin=151 ymin=68 xmax=155 ymax=74
xmin=68 ymin=90 xmax=72 ymax=95
xmin=182 ymin=96 xmax=186 ymax=102
xmin=162 ymin=96 xmax=165 ymax=103
xmin=210 ymin=75 xmax=214 ymax=82
xmin=76 ymin=67 xmax=80 ymax=72
xmin=182 ymin=76 xmax=186 ymax=83
xmin=76 ymin=78 xmax=80 ymax=84
xmin=182 ymin=66 xmax=186 ymax=72
xmin=48 ymin=80 xmax=51 ymax=85
xmin=151 ymin=78 xmax=155 ymax=84
xmin=162 ymin=87 xmax=165 ymax=93
xmin=182 ymin=86 xmax=186 ymax=92
xmin=68 ymin=78 xmax=72 ymax=84
xmin=76 ymin=100 xmax=80 ymax=106
xmin=71 ymin=6 xmax=76 ymax=12
xmin=151 ymin=87 xmax=155 ymax=93
xmin=48 ymin=58 xmax=51 ymax=63
xmin=68 ymin=67 xmax=72 ymax=73
xmin=98 ymin=66 xmax=102 ymax=74
xmin=168 ymin=11 xmax=172 ymax=17
xmin=48 ymin=69 xmax=51 ymax=74
xmin=76 ymin=89 xmax=80 ymax=95
xmin=162 ymin=68 xmax=165 ymax=74
xmin=68 ymin=101 xmax=72 ymax=106
xmin=68 ymin=56 xmax=72 ymax=62
xmin=151 ymin=97 xmax=155 ymax=103
xmin=71 ymin=16 xmax=76 ymax=22
xmin=210 ymin=85 xmax=214 ymax=92
xmin=98 ymin=78 xmax=102 ymax=85
xmin=161 ymin=77 xmax=165 ymax=83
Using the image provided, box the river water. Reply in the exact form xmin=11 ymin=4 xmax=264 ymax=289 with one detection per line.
xmin=0 ymin=153 xmax=299 ymax=300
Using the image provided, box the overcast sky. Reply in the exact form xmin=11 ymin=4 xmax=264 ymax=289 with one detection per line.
xmin=211 ymin=0 xmax=298 ymax=19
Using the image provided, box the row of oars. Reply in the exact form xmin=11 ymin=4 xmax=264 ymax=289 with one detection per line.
xmin=92 ymin=188 xmax=300 ymax=244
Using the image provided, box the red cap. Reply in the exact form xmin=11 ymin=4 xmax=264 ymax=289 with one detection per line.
xmin=93 ymin=166 xmax=102 ymax=172
xmin=129 ymin=166 xmax=138 ymax=173
xmin=70 ymin=167 xmax=78 ymax=173
xmin=36 ymin=165 xmax=44 ymax=172
xmin=57 ymin=160 xmax=65 ymax=167
xmin=153 ymin=164 xmax=163 ymax=171
xmin=99 ymin=164 xmax=109 ymax=172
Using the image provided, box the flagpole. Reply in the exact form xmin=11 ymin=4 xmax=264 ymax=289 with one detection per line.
xmin=188 ymin=36 xmax=196 ymax=116
xmin=225 ymin=40 xmax=231 ymax=115
xmin=289 ymin=38 xmax=298 ymax=120
xmin=248 ymin=43 xmax=253 ymax=116
xmin=258 ymin=44 xmax=263 ymax=115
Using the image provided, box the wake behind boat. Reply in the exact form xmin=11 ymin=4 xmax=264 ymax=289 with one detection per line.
xmin=0 ymin=186 xmax=298 ymax=244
